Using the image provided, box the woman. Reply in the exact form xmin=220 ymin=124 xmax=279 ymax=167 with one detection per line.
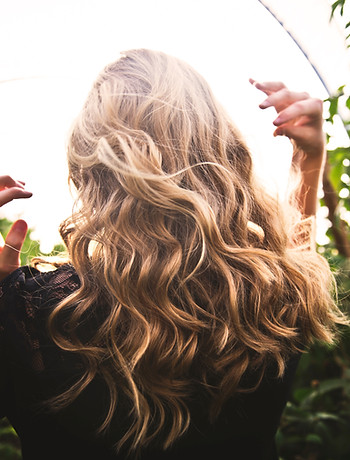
xmin=0 ymin=49 xmax=347 ymax=460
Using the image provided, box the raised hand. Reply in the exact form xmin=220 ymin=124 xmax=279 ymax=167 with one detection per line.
xmin=249 ymin=79 xmax=325 ymax=160
xmin=0 ymin=175 xmax=32 ymax=280
xmin=0 ymin=175 xmax=32 ymax=206
xmin=250 ymin=80 xmax=326 ymax=217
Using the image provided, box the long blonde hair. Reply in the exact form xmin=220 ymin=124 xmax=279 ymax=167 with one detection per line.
xmin=47 ymin=49 xmax=346 ymax=453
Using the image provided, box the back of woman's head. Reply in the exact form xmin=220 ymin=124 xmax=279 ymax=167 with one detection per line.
xmin=68 ymin=48 xmax=255 ymax=226
xmin=51 ymin=49 xmax=345 ymax=454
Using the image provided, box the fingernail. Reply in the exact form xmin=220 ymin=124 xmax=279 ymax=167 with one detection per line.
xmin=273 ymin=128 xmax=283 ymax=137
xmin=20 ymin=190 xmax=33 ymax=198
xmin=259 ymin=101 xmax=271 ymax=109
xmin=273 ymin=117 xmax=282 ymax=126
xmin=13 ymin=220 xmax=28 ymax=233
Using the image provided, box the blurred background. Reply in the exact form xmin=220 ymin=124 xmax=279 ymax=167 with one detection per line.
xmin=0 ymin=1 xmax=350 ymax=459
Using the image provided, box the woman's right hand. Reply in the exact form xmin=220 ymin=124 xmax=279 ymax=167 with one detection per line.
xmin=0 ymin=175 xmax=32 ymax=281
xmin=249 ymin=79 xmax=325 ymax=161
xmin=250 ymin=80 xmax=325 ymax=217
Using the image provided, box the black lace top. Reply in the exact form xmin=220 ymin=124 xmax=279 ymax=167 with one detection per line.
xmin=0 ymin=265 xmax=300 ymax=460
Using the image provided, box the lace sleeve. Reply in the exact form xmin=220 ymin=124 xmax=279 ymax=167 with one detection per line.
xmin=0 ymin=268 xmax=29 ymax=417
xmin=0 ymin=265 xmax=80 ymax=418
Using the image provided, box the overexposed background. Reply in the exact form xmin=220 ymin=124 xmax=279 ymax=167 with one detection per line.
xmin=0 ymin=0 xmax=349 ymax=251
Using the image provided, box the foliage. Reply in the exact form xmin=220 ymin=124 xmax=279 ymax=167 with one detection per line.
xmin=331 ymin=0 xmax=350 ymax=48
xmin=276 ymin=2 xmax=350 ymax=458
xmin=277 ymin=330 xmax=350 ymax=459
xmin=0 ymin=420 xmax=21 ymax=460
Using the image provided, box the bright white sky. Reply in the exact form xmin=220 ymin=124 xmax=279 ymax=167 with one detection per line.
xmin=0 ymin=0 xmax=349 ymax=251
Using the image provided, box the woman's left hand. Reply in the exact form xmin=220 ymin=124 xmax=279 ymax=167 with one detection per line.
xmin=0 ymin=175 xmax=32 ymax=281
xmin=249 ymin=79 xmax=325 ymax=161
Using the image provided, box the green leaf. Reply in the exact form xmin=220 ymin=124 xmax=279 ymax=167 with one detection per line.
xmin=319 ymin=379 xmax=347 ymax=395
xmin=315 ymin=412 xmax=346 ymax=423
xmin=328 ymin=97 xmax=339 ymax=121
xmin=306 ymin=433 xmax=323 ymax=444
xmin=331 ymin=0 xmax=344 ymax=18
xmin=329 ymin=160 xmax=344 ymax=191
xmin=317 ymin=378 xmax=350 ymax=394
xmin=293 ymin=387 xmax=313 ymax=403
xmin=327 ymin=147 xmax=350 ymax=165
xmin=300 ymin=378 xmax=350 ymax=409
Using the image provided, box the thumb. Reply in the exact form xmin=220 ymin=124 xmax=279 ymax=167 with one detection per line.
xmin=0 ymin=220 xmax=28 ymax=279
xmin=273 ymin=125 xmax=306 ymax=140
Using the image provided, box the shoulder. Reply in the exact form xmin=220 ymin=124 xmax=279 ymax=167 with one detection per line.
xmin=0 ymin=263 xmax=79 ymax=296
xmin=0 ymin=264 xmax=80 ymax=328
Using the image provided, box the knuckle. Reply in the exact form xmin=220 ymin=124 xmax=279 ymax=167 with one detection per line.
xmin=292 ymin=100 xmax=303 ymax=110
xmin=311 ymin=98 xmax=324 ymax=111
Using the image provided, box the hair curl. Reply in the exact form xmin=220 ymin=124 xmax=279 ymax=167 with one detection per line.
xmin=45 ymin=49 xmax=347 ymax=453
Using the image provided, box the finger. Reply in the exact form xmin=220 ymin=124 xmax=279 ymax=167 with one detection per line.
xmin=0 ymin=187 xmax=32 ymax=207
xmin=273 ymin=98 xmax=323 ymax=127
xmin=274 ymin=125 xmax=312 ymax=139
xmin=0 ymin=175 xmax=26 ymax=190
xmin=249 ymin=79 xmax=286 ymax=96
xmin=0 ymin=220 xmax=27 ymax=276
xmin=275 ymin=123 xmax=324 ymax=148
xmin=259 ymin=89 xmax=310 ymax=110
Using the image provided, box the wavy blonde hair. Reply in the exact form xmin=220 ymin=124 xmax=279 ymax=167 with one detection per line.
xmin=46 ymin=49 xmax=346 ymax=453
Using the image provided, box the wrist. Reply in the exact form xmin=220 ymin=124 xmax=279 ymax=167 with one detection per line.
xmin=292 ymin=143 xmax=325 ymax=173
